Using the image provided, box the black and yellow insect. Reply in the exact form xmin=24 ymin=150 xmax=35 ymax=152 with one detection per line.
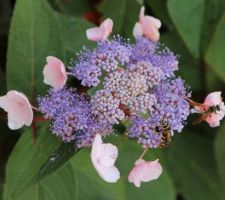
xmin=186 ymin=98 xmax=222 ymax=124
xmin=193 ymin=105 xmax=221 ymax=124
xmin=159 ymin=119 xmax=172 ymax=148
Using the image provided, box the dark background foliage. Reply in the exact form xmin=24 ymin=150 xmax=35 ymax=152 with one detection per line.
xmin=0 ymin=0 xmax=225 ymax=199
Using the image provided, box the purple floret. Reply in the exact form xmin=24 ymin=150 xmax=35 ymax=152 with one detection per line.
xmin=128 ymin=117 xmax=162 ymax=148
xmin=38 ymin=88 xmax=91 ymax=142
xmin=153 ymin=78 xmax=190 ymax=132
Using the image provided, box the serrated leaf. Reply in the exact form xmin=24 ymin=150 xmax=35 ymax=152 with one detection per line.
xmin=16 ymin=163 xmax=76 ymax=200
xmin=3 ymin=127 xmax=60 ymax=200
xmin=167 ymin=0 xmax=204 ymax=58
xmin=7 ymin=0 xmax=58 ymax=98
xmin=99 ymin=0 xmax=141 ymax=39
xmin=205 ymin=12 xmax=225 ymax=83
xmin=5 ymin=0 xmax=94 ymax=198
xmin=165 ymin=131 xmax=224 ymax=200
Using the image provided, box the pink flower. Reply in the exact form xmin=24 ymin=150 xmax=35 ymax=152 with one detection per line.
xmin=200 ymin=92 xmax=225 ymax=127
xmin=133 ymin=6 xmax=161 ymax=42
xmin=128 ymin=159 xmax=162 ymax=187
xmin=43 ymin=56 xmax=67 ymax=90
xmin=0 ymin=90 xmax=33 ymax=130
xmin=90 ymin=134 xmax=120 ymax=183
xmin=86 ymin=18 xmax=113 ymax=41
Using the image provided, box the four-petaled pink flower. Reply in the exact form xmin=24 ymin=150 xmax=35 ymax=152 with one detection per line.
xmin=90 ymin=134 xmax=120 ymax=183
xmin=43 ymin=56 xmax=68 ymax=90
xmin=86 ymin=18 xmax=113 ymax=41
xmin=128 ymin=158 xmax=162 ymax=187
xmin=0 ymin=90 xmax=33 ymax=130
xmin=196 ymin=91 xmax=225 ymax=127
xmin=133 ymin=6 xmax=161 ymax=42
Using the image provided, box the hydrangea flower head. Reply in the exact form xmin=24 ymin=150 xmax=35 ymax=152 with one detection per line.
xmin=67 ymin=31 xmax=190 ymax=149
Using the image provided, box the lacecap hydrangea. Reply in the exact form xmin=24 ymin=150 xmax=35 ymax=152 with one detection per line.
xmin=1 ymin=5 xmax=224 ymax=187
xmin=39 ymin=35 xmax=190 ymax=148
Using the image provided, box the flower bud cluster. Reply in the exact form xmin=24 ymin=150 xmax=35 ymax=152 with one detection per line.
xmin=91 ymin=90 xmax=125 ymax=124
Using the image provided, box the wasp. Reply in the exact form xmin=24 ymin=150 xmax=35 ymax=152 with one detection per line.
xmin=193 ymin=105 xmax=221 ymax=124
xmin=186 ymin=98 xmax=222 ymax=124
xmin=158 ymin=119 xmax=172 ymax=148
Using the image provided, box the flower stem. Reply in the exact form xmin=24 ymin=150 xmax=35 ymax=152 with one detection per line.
xmin=67 ymin=72 xmax=74 ymax=76
xmin=32 ymin=106 xmax=40 ymax=111
xmin=139 ymin=147 xmax=148 ymax=160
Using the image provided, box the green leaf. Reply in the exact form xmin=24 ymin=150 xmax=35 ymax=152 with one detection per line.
xmin=53 ymin=12 xmax=93 ymax=62
xmin=165 ymin=131 xmax=224 ymax=200
xmin=7 ymin=0 xmax=58 ymax=98
xmin=167 ymin=0 xmax=204 ymax=58
xmin=3 ymin=127 xmax=60 ymax=200
xmin=214 ymin=122 xmax=225 ymax=191
xmin=16 ymin=163 xmax=76 ymax=200
xmin=4 ymin=128 xmax=82 ymax=200
xmin=7 ymin=0 xmax=92 ymax=99
xmin=200 ymin=0 xmax=225 ymax=55
xmin=205 ymin=12 xmax=225 ymax=83
xmin=48 ymin=0 xmax=92 ymax=16
xmin=70 ymin=140 xmax=176 ymax=200
xmin=36 ymin=141 xmax=79 ymax=180
xmin=206 ymin=67 xmax=225 ymax=92
xmin=5 ymin=0 xmax=94 ymax=198
xmin=99 ymin=0 xmax=141 ymax=39
xmin=16 ymin=140 xmax=175 ymax=200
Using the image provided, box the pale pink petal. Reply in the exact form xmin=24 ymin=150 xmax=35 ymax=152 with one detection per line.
xmin=91 ymin=135 xmax=118 ymax=167
xmin=90 ymin=134 xmax=120 ymax=183
xmin=86 ymin=18 xmax=113 ymax=41
xmin=86 ymin=27 xmax=106 ymax=41
xmin=141 ymin=16 xmax=161 ymax=29
xmin=139 ymin=6 xmax=145 ymax=21
xmin=100 ymin=18 xmax=113 ymax=40
xmin=96 ymin=165 xmax=120 ymax=183
xmin=205 ymin=102 xmax=225 ymax=127
xmin=137 ymin=6 xmax=161 ymax=42
xmin=98 ymin=143 xmax=118 ymax=166
xmin=141 ymin=160 xmax=162 ymax=182
xmin=0 ymin=91 xmax=33 ymax=130
xmin=149 ymin=17 xmax=161 ymax=29
xmin=43 ymin=56 xmax=67 ymax=90
xmin=204 ymin=91 xmax=222 ymax=106
xmin=128 ymin=159 xmax=162 ymax=187
xmin=133 ymin=22 xmax=143 ymax=39
xmin=91 ymin=134 xmax=103 ymax=156
xmin=205 ymin=114 xmax=221 ymax=127
xmin=128 ymin=159 xmax=145 ymax=187
xmin=143 ymin=26 xmax=160 ymax=42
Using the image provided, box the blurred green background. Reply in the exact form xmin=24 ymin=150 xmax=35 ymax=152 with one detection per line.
xmin=1 ymin=0 xmax=225 ymax=199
